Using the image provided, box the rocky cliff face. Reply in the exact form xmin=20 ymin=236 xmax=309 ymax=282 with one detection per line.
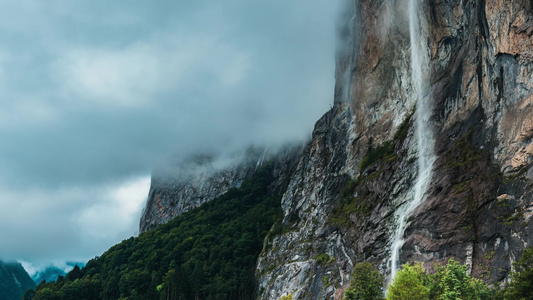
xmin=256 ymin=0 xmax=533 ymax=299
xmin=140 ymin=145 xmax=303 ymax=233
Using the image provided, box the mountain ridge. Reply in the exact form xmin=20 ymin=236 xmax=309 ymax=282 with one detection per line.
xmin=0 ymin=261 xmax=36 ymax=300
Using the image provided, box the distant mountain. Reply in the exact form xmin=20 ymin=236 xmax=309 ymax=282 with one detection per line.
xmin=0 ymin=261 xmax=35 ymax=300
xmin=32 ymin=262 xmax=85 ymax=285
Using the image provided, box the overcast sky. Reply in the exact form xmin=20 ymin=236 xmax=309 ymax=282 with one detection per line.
xmin=0 ymin=0 xmax=340 ymax=272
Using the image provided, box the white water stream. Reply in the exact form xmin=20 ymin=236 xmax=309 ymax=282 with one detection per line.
xmin=389 ymin=0 xmax=435 ymax=282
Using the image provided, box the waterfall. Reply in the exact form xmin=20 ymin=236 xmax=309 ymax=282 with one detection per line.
xmin=256 ymin=147 xmax=268 ymax=169
xmin=389 ymin=0 xmax=435 ymax=282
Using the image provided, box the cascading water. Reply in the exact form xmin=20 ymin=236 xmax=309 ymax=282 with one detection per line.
xmin=256 ymin=147 xmax=268 ymax=169
xmin=389 ymin=0 xmax=435 ymax=282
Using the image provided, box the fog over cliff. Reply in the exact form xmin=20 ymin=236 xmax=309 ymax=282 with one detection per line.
xmin=0 ymin=0 xmax=339 ymax=268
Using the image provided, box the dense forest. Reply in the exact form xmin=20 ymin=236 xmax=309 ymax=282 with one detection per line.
xmin=30 ymin=164 xmax=282 ymax=300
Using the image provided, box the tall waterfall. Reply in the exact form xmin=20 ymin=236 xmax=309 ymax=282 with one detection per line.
xmin=389 ymin=0 xmax=435 ymax=282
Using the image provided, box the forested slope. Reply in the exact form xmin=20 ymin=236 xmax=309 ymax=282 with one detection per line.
xmin=0 ymin=261 xmax=35 ymax=300
xmin=32 ymin=164 xmax=282 ymax=300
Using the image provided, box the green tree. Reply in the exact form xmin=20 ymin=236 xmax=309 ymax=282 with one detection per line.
xmin=343 ymin=262 xmax=384 ymax=300
xmin=504 ymin=247 xmax=533 ymax=300
xmin=33 ymin=287 xmax=60 ymax=300
xmin=23 ymin=289 xmax=35 ymax=300
xmin=386 ymin=263 xmax=428 ymax=300
xmin=66 ymin=265 xmax=82 ymax=281
xmin=427 ymin=258 xmax=491 ymax=300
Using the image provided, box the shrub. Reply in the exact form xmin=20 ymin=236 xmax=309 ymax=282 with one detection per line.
xmin=359 ymin=142 xmax=394 ymax=172
xmin=314 ymin=253 xmax=330 ymax=265
xmin=279 ymin=293 xmax=293 ymax=300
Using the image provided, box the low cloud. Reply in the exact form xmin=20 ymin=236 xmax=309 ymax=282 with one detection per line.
xmin=52 ymin=33 xmax=253 ymax=108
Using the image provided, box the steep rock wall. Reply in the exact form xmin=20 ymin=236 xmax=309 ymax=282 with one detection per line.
xmin=140 ymin=145 xmax=303 ymax=233
xmin=137 ymin=0 xmax=533 ymax=298
xmin=406 ymin=0 xmax=533 ymax=283
xmin=257 ymin=0 xmax=533 ymax=299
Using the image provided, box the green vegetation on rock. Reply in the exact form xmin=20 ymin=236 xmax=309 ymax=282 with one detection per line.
xmin=314 ymin=253 xmax=331 ymax=265
xmin=279 ymin=293 xmax=293 ymax=300
xmin=359 ymin=110 xmax=413 ymax=173
xmin=328 ymin=177 xmax=369 ymax=228
xmin=446 ymin=130 xmax=483 ymax=170
xmin=359 ymin=141 xmax=395 ymax=172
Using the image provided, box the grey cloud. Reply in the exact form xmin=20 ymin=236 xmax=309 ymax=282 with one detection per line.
xmin=0 ymin=0 xmax=341 ymax=264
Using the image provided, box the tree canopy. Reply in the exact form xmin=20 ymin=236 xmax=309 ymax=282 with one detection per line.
xmin=343 ymin=262 xmax=384 ymax=300
xmin=503 ymin=247 xmax=533 ymax=300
